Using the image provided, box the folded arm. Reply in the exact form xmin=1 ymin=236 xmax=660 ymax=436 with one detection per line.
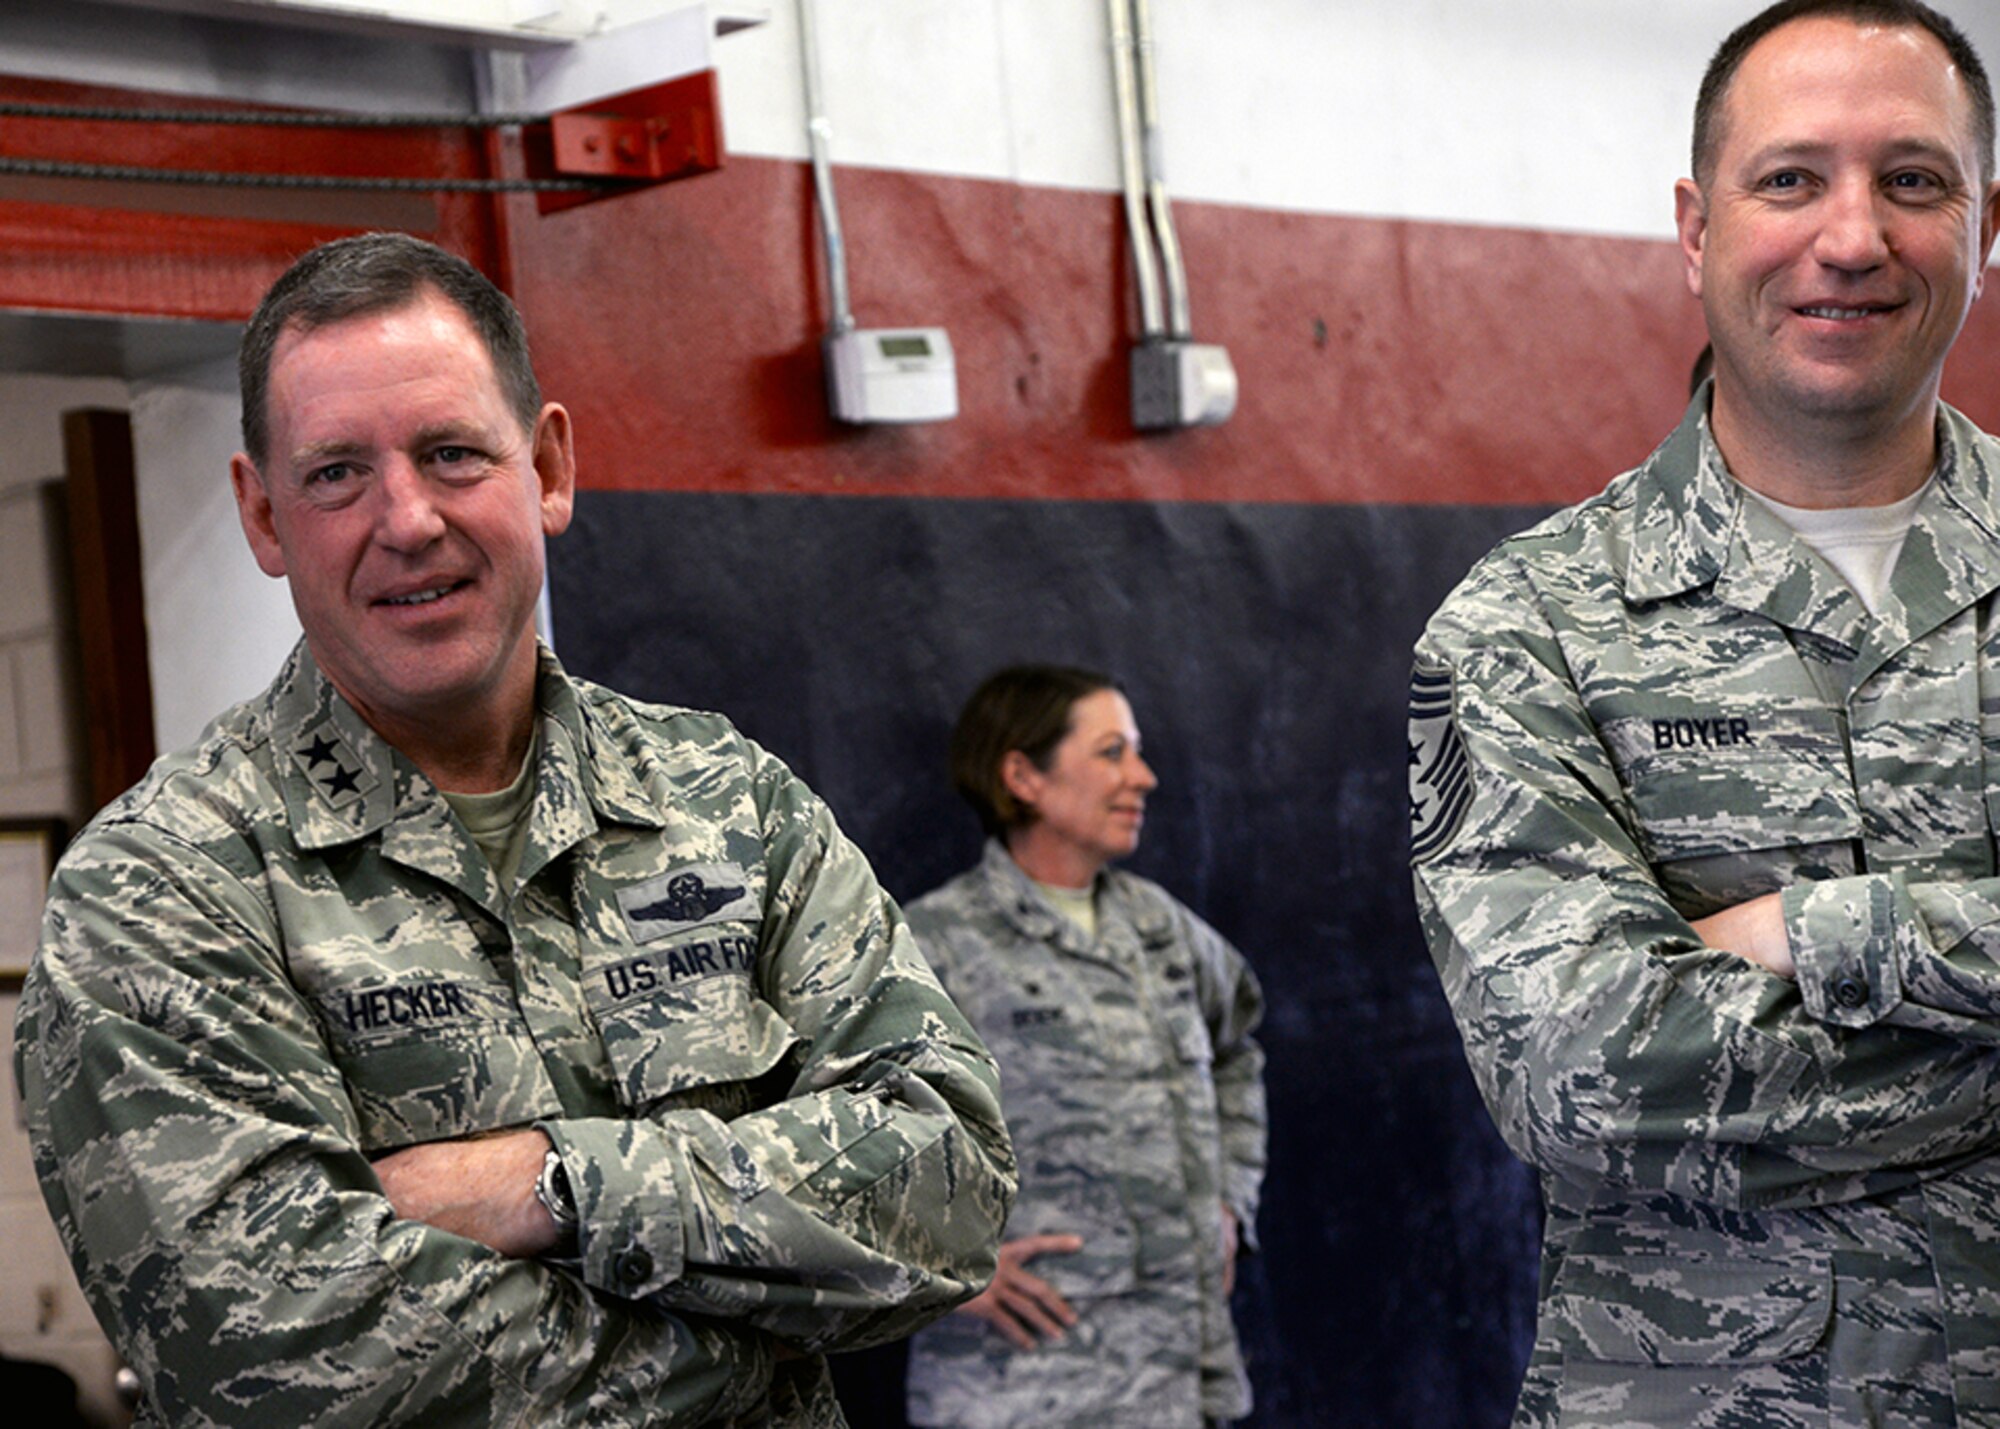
xmin=537 ymin=744 xmax=1016 ymax=1352
xmin=1412 ymin=580 xmax=2000 ymax=1212
xmin=18 ymin=825 xmax=769 ymax=1428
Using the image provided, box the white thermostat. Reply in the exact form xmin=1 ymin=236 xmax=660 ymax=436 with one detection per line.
xmin=824 ymin=327 xmax=958 ymax=424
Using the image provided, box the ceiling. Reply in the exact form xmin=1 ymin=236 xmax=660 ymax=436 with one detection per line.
xmin=0 ymin=310 xmax=242 ymax=382
xmin=86 ymin=0 xmax=768 ymax=48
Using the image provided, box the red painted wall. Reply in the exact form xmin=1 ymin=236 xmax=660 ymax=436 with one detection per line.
xmin=505 ymin=153 xmax=2000 ymax=507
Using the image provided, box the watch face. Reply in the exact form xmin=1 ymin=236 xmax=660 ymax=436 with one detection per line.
xmin=539 ymin=1149 xmax=578 ymax=1228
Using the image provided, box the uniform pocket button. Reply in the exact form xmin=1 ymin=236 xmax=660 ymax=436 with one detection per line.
xmin=1832 ymin=977 xmax=1870 ymax=1010
xmin=614 ymin=1247 xmax=654 ymax=1286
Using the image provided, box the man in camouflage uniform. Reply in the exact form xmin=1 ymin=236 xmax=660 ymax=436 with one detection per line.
xmin=13 ymin=233 xmax=1015 ymax=1426
xmin=1412 ymin=3 xmax=2000 ymax=1426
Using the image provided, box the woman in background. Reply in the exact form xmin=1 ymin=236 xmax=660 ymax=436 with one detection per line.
xmin=904 ymin=665 xmax=1267 ymax=1429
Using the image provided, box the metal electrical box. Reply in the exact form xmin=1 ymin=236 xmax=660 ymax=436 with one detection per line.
xmin=1131 ymin=339 xmax=1238 ymax=430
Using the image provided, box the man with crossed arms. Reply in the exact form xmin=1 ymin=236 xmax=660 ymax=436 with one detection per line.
xmin=17 ymin=233 xmax=1014 ymax=1426
xmin=1415 ymin=2 xmax=2000 ymax=1424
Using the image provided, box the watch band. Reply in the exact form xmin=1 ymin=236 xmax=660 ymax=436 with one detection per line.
xmin=534 ymin=1146 xmax=579 ymax=1233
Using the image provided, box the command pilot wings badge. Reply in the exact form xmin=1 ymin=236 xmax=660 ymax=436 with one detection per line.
xmin=618 ymin=864 xmax=752 ymax=944
xmin=1409 ymin=663 xmax=1472 ymax=862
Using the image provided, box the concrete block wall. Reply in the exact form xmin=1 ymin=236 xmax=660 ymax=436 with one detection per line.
xmin=0 ymin=373 xmax=133 ymax=1428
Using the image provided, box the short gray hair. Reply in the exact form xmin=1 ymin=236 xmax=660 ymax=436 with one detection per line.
xmin=239 ymin=232 xmax=541 ymax=464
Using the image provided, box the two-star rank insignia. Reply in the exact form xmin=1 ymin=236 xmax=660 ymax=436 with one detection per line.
xmin=292 ymin=722 xmax=377 ymax=811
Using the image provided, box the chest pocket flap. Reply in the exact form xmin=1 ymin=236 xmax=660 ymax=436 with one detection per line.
xmin=585 ymin=926 xmax=799 ymax=1109
xmin=1624 ymin=745 xmax=1859 ymax=862
xmin=1553 ymin=1252 xmax=1832 ymax=1366
xmin=1618 ymin=741 xmax=1862 ymax=917
xmin=315 ymin=976 xmax=556 ymax=1150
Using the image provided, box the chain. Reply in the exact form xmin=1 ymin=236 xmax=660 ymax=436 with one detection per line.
xmin=0 ymin=155 xmax=605 ymax=193
xmin=0 ymin=101 xmax=547 ymax=129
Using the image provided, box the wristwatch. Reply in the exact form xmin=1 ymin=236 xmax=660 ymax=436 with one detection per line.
xmin=534 ymin=1146 xmax=579 ymax=1235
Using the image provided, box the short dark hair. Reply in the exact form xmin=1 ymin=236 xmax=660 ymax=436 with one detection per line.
xmin=949 ymin=665 xmax=1121 ymax=839
xmin=1692 ymin=0 xmax=1995 ymax=188
xmin=239 ymin=232 xmax=541 ymax=465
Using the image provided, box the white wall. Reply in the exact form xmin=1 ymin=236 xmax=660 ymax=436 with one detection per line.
xmin=0 ymin=364 xmax=297 ymax=792
xmin=0 ymin=376 xmax=128 ymax=494
xmin=13 ymin=1 xmax=2000 ymax=244
xmin=0 ymin=484 xmax=86 ymax=825
xmin=715 ymin=0 xmax=2000 ymax=240
xmin=15 ymin=0 xmax=2000 ymax=243
xmin=131 ymin=360 xmax=300 ymax=754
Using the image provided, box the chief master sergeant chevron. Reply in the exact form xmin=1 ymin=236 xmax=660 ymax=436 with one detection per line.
xmin=1411 ymin=2 xmax=2000 ymax=1425
xmin=13 ymin=232 xmax=1015 ymax=1426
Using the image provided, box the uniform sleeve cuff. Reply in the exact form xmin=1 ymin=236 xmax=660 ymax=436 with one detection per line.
xmin=1781 ymin=875 xmax=1905 ymax=1029
xmin=539 ymin=1118 xmax=685 ymax=1301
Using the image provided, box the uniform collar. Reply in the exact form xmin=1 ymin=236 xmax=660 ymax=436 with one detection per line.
xmin=973 ymin=838 xmax=1173 ymax=950
xmin=270 ymin=641 xmax=667 ymax=898
xmin=270 ymin=640 xmax=402 ymax=852
xmin=533 ymin=651 xmax=669 ymax=836
xmin=1623 ymin=392 xmax=2000 ymax=664
xmin=977 ymin=838 xmax=1092 ymax=952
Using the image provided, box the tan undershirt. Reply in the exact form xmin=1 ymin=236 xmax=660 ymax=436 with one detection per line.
xmin=1033 ymin=877 xmax=1099 ymax=942
xmin=442 ymin=733 xmax=540 ymax=894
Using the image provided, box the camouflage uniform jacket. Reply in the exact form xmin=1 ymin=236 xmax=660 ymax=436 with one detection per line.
xmin=901 ymin=840 xmax=1266 ymax=1429
xmin=14 ymin=642 xmax=1015 ymax=1428
xmin=1412 ymin=395 xmax=2000 ymax=1429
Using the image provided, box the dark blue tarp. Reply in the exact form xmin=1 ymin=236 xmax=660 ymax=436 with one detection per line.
xmin=551 ymin=491 xmax=1553 ymax=1428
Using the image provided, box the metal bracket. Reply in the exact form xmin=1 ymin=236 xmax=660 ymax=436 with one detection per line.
xmin=525 ymin=69 xmax=723 ymax=212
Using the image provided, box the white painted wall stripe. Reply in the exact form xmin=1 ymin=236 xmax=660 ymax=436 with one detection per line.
xmin=717 ymin=0 xmax=2000 ymax=241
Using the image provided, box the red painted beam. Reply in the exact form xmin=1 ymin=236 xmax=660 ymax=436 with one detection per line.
xmin=0 ymin=74 xmax=504 ymax=322
xmin=530 ymin=70 xmax=724 ymax=215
